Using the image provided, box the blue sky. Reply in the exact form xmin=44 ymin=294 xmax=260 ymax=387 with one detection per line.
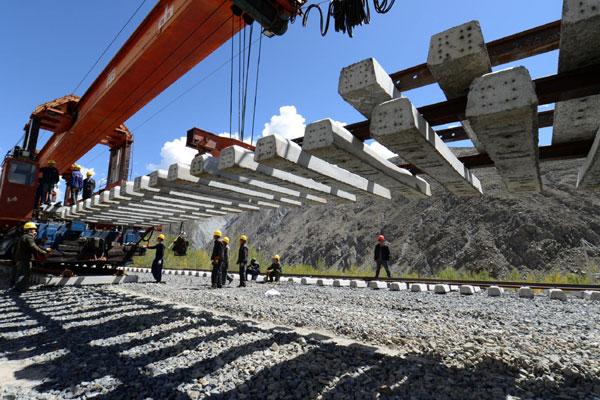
xmin=0 ymin=0 xmax=562 ymax=193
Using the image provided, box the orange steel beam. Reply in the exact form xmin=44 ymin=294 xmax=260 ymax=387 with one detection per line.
xmin=186 ymin=127 xmax=255 ymax=157
xmin=39 ymin=0 xmax=247 ymax=173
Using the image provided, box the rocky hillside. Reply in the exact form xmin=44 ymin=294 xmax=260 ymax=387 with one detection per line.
xmin=171 ymin=149 xmax=600 ymax=278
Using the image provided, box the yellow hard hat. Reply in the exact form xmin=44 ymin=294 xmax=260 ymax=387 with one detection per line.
xmin=239 ymin=235 xmax=247 ymax=241
xmin=73 ymin=165 xmax=81 ymax=170
xmin=48 ymin=160 xmax=56 ymax=164
xmin=24 ymin=222 xmax=37 ymax=230
xmin=213 ymin=230 xmax=221 ymax=237
xmin=223 ymin=237 xmax=230 ymax=244
xmin=273 ymin=254 xmax=280 ymax=261
xmin=157 ymin=234 xmax=165 ymax=240
xmin=86 ymin=171 xmax=93 ymax=177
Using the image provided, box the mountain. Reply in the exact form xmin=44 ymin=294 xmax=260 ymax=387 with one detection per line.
xmin=170 ymin=148 xmax=600 ymax=278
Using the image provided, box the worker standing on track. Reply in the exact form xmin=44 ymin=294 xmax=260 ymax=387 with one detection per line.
xmin=237 ymin=235 xmax=249 ymax=287
xmin=210 ymin=230 xmax=224 ymax=289
xmin=266 ymin=255 xmax=282 ymax=282
xmin=82 ymin=171 xmax=95 ymax=200
xmin=38 ymin=160 xmax=60 ymax=206
xmin=374 ymin=235 xmax=392 ymax=278
xmin=221 ymin=237 xmax=234 ymax=286
xmin=69 ymin=165 xmax=84 ymax=205
xmin=8 ymin=222 xmax=51 ymax=294
xmin=147 ymin=234 xmax=166 ymax=283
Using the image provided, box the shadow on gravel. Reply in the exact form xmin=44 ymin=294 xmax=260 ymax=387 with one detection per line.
xmin=1 ymin=288 xmax=598 ymax=400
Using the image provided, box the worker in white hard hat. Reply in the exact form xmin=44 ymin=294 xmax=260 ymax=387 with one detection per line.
xmin=237 ymin=235 xmax=249 ymax=287
xmin=220 ymin=237 xmax=234 ymax=286
xmin=147 ymin=234 xmax=166 ymax=283
xmin=210 ymin=230 xmax=224 ymax=289
xmin=8 ymin=222 xmax=51 ymax=294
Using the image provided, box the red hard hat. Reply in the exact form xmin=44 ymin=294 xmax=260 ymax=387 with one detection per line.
xmin=378 ymin=235 xmax=385 ymax=241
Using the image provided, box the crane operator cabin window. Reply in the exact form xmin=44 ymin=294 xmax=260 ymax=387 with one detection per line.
xmin=8 ymin=161 xmax=36 ymax=185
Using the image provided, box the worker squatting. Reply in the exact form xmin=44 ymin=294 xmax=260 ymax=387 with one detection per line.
xmin=34 ymin=161 xmax=96 ymax=209
xmin=144 ymin=230 xmax=281 ymax=288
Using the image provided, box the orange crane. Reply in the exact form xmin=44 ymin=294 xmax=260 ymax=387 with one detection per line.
xmin=0 ymin=0 xmax=302 ymax=229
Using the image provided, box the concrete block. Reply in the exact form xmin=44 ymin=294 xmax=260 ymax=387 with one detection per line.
xmin=186 ymin=155 xmax=301 ymax=207
xmin=389 ymin=282 xmax=407 ymax=291
xmin=459 ymin=285 xmax=476 ymax=295
xmin=255 ymin=134 xmax=389 ymax=200
xmin=317 ymin=279 xmax=334 ymax=286
xmin=302 ymin=118 xmax=431 ymax=199
xmin=553 ymin=0 xmax=600 ymax=144
xmin=428 ymin=20 xmax=491 ymax=99
xmin=487 ymin=286 xmax=504 ymax=297
xmin=219 ymin=145 xmax=348 ymax=203
xmin=427 ymin=284 xmax=437 ymax=291
xmin=577 ymin=128 xmax=600 ymax=189
xmin=291 ymin=277 xmax=303 ymax=284
xmin=553 ymin=96 xmax=600 ymax=144
xmin=473 ymin=286 xmax=481 ymax=293
xmin=255 ymin=275 xmax=266 ymax=282
xmin=583 ymin=290 xmax=600 ymax=300
xmin=350 ymin=280 xmax=368 ymax=288
xmin=371 ymin=97 xmax=483 ymax=196
xmin=168 ymin=163 xmax=279 ymax=210
xmin=548 ymin=289 xmax=567 ymax=301
xmin=301 ymin=277 xmax=318 ymax=285
xmin=518 ymin=287 xmax=535 ymax=299
xmin=449 ymin=285 xmax=459 ymax=292
xmin=338 ymin=58 xmax=401 ymax=118
xmin=333 ymin=279 xmax=351 ymax=287
xmin=191 ymin=154 xmax=309 ymax=206
xmin=410 ymin=283 xmax=428 ymax=292
xmin=368 ymin=281 xmax=388 ymax=290
xmin=434 ymin=284 xmax=450 ymax=294
xmin=466 ymin=67 xmax=542 ymax=194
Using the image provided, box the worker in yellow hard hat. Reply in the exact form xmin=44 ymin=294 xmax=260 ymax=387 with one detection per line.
xmin=36 ymin=159 xmax=60 ymax=208
xmin=82 ymin=170 xmax=95 ymax=200
xmin=210 ymin=230 xmax=224 ymax=289
xmin=8 ymin=222 xmax=51 ymax=294
xmin=147 ymin=233 xmax=166 ymax=283
xmin=237 ymin=235 xmax=249 ymax=287
xmin=266 ymin=254 xmax=282 ymax=282
xmin=220 ymin=237 xmax=234 ymax=286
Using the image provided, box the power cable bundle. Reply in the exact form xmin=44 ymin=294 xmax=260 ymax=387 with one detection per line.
xmin=302 ymin=0 xmax=395 ymax=37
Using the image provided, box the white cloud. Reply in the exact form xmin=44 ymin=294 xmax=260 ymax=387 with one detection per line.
xmin=147 ymin=136 xmax=198 ymax=170
xmin=218 ymin=132 xmax=254 ymax=145
xmin=366 ymin=140 xmax=396 ymax=160
xmin=262 ymin=105 xmax=306 ymax=139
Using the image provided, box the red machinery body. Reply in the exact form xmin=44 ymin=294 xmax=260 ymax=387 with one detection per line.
xmin=0 ymin=158 xmax=38 ymax=227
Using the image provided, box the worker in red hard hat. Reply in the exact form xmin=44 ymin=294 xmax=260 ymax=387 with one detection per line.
xmin=374 ymin=235 xmax=391 ymax=278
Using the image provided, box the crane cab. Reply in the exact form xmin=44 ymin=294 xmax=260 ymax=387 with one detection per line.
xmin=0 ymin=154 xmax=38 ymax=229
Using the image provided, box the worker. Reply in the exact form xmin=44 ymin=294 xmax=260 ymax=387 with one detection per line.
xmin=39 ymin=160 xmax=60 ymax=206
xmin=210 ymin=230 xmax=224 ymax=289
xmin=8 ymin=222 xmax=51 ymax=294
xmin=69 ymin=165 xmax=84 ymax=205
xmin=82 ymin=171 xmax=96 ymax=200
xmin=266 ymin=255 xmax=282 ymax=282
xmin=221 ymin=237 xmax=234 ymax=286
xmin=237 ymin=235 xmax=249 ymax=287
xmin=147 ymin=234 xmax=166 ymax=283
xmin=374 ymin=235 xmax=391 ymax=278
xmin=247 ymin=258 xmax=260 ymax=281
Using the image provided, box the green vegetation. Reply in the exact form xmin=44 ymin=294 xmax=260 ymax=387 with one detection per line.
xmin=133 ymin=237 xmax=593 ymax=284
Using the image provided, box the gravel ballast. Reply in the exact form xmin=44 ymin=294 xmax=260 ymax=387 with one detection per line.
xmin=1 ymin=272 xmax=599 ymax=399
